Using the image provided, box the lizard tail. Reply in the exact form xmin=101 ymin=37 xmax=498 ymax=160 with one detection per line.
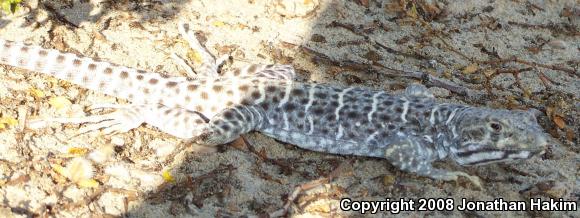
xmin=0 ymin=38 xmax=188 ymax=106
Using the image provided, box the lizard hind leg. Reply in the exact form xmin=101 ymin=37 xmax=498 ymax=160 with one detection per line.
xmin=27 ymin=104 xmax=211 ymax=139
xmin=27 ymin=104 xmax=148 ymax=136
xmin=189 ymin=105 xmax=266 ymax=146
xmin=384 ymin=136 xmax=483 ymax=189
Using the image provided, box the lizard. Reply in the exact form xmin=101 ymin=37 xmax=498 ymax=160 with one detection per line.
xmin=0 ymin=22 xmax=549 ymax=188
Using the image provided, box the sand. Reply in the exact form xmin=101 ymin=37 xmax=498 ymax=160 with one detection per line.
xmin=0 ymin=0 xmax=578 ymax=217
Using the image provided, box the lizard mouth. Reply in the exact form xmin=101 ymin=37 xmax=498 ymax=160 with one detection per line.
xmin=452 ymin=147 xmax=545 ymax=166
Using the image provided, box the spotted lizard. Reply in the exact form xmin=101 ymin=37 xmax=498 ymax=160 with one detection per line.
xmin=0 ymin=22 xmax=549 ymax=188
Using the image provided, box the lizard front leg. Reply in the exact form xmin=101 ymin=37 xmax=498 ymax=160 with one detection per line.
xmin=384 ymin=136 xmax=483 ymax=189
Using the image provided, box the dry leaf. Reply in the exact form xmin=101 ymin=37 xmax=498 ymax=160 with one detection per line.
xmin=162 ymin=170 xmax=175 ymax=183
xmin=68 ymin=147 xmax=89 ymax=156
xmin=77 ymin=179 xmax=99 ymax=188
xmin=48 ymin=96 xmax=72 ymax=111
xmin=383 ymin=175 xmax=396 ymax=186
xmin=357 ymin=0 xmax=369 ymax=7
xmin=566 ymin=128 xmax=575 ymax=141
xmin=187 ymin=50 xmax=203 ymax=64
xmin=462 ymin=64 xmax=479 ymax=74
xmin=212 ymin=21 xmax=226 ymax=27
xmin=51 ymin=163 xmax=68 ymax=178
xmin=28 ymin=88 xmax=45 ymax=98
xmin=0 ymin=116 xmax=17 ymax=130
xmin=552 ymin=116 xmax=566 ymax=129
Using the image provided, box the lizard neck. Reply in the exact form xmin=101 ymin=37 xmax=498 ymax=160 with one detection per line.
xmin=428 ymin=103 xmax=469 ymax=160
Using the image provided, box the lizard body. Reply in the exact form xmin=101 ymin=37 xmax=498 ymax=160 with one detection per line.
xmin=0 ymin=25 xmax=548 ymax=187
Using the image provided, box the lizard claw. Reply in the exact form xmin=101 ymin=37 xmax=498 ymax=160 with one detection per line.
xmin=448 ymin=171 xmax=483 ymax=190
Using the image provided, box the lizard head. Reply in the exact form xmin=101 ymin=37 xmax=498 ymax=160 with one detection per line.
xmin=448 ymin=108 xmax=548 ymax=166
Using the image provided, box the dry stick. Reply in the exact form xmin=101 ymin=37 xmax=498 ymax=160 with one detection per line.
xmin=268 ymin=161 xmax=351 ymax=217
xmin=431 ymin=30 xmax=578 ymax=77
xmin=302 ymin=45 xmax=472 ymax=96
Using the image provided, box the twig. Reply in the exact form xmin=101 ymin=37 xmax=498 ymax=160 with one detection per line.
xmin=300 ymin=44 xmax=473 ymax=96
xmin=268 ymin=161 xmax=351 ymax=217
xmin=42 ymin=2 xmax=79 ymax=28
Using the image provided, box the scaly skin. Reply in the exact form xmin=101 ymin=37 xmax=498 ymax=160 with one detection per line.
xmin=0 ymin=29 xmax=549 ymax=188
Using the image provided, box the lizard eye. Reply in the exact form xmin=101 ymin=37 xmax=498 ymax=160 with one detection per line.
xmin=489 ymin=122 xmax=502 ymax=132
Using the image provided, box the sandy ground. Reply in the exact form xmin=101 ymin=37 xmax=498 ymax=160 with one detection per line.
xmin=0 ymin=0 xmax=578 ymax=217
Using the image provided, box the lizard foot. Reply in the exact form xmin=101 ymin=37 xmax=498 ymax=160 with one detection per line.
xmin=176 ymin=21 xmax=230 ymax=77
xmin=28 ymin=104 xmax=145 ymax=136
xmin=436 ymin=170 xmax=483 ymax=190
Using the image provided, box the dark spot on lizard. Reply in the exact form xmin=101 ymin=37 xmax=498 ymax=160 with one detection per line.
xmin=88 ymin=63 xmax=97 ymax=71
xmin=291 ymin=89 xmax=304 ymax=96
xmin=266 ymin=85 xmax=277 ymax=92
xmin=251 ymin=91 xmax=261 ymax=99
xmin=200 ymin=92 xmax=209 ymax=99
xmin=248 ymin=64 xmax=257 ymax=73
xmin=346 ymin=111 xmax=358 ymax=119
xmin=38 ymin=50 xmax=48 ymax=57
xmin=166 ymin=81 xmax=178 ymax=87
xmin=259 ymin=102 xmax=269 ymax=110
xmin=120 ymin=71 xmax=129 ymax=79
xmin=213 ymin=85 xmax=223 ymax=92
xmin=104 ymin=67 xmax=113 ymax=74
xmin=233 ymin=68 xmax=241 ymax=76
xmin=56 ymin=55 xmax=65 ymax=63
xmin=395 ymin=107 xmax=403 ymax=113
xmin=284 ymin=103 xmax=297 ymax=112
xmin=314 ymin=92 xmax=327 ymax=99
xmin=136 ymin=75 xmax=144 ymax=80
xmin=312 ymin=108 xmax=324 ymax=115
xmin=239 ymin=85 xmax=249 ymax=92
xmin=241 ymin=99 xmax=252 ymax=105
xmin=188 ymin=84 xmax=198 ymax=91
xmin=73 ymin=59 xmax=82 ymax=67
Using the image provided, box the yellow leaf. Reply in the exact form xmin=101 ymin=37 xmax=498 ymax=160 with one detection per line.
xmin=67 ymin=147 xmax=89 ymax=156
xmin=51 ymin=163 xmax=69 ymax=178
xmin=407 ymin=4 xmax=419 ymax=18
xmin=0 ymin=115 xmax=17 ymax=130
xmin=187 ymin=50 xmax=203 ymax=64
xmin=28 ymin=88 xmax=45 ymax=98
xmin=48 ymin=96 xmax=72 ymax=111
xmin=66 ymin=158 xmax=94 ymax=182
xmin=212 ymin=21 xmax=226 ymax=27
xmin=77 ymin=179 xmax=99 ymax=188
xmin=462 ymin=64 xmax=479 ymax=74
xmin=162 ymin=170 xmax=175 ymax=183
xmin=0 ymin=116 xmax=18 ymax=126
